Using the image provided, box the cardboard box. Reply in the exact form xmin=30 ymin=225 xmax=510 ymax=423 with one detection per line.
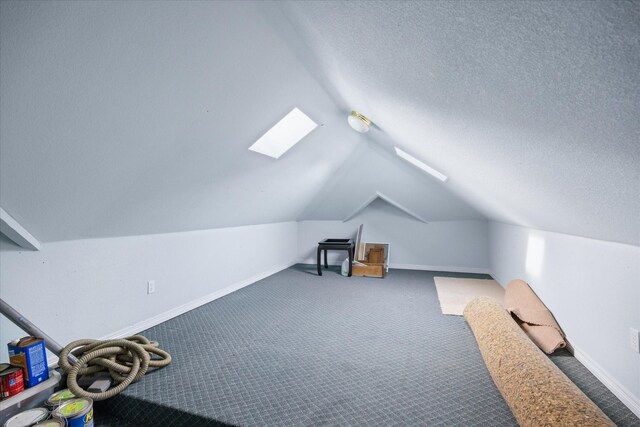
xmin=368 ymin=248 xmax=385 ymax=264
xmin=7 ymin=337 xmax=48 ymax=388
xmin=352 ymin=262 xmax=385 ymax=278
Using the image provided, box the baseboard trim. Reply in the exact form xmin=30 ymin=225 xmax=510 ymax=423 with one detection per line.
xmin=571 ymin=344 xmax=640 ymax=418
xmin=297 ymin=258 xmax=341 ymax=266
xmin=297 ymin=259 xmax=491 ymax=275
xmin=101 ymin=261 xmax=295 ymax=340
xmin=45 ymin=261 xmax=295 ymax=368
xmin=489 ymin=273 xmax=508 ymax=287
xmin=390 ymin=263 xmax=491 ymax=274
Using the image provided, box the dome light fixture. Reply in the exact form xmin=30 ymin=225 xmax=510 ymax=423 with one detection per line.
xmin=348 ymin=111 xmax=372 ymax=133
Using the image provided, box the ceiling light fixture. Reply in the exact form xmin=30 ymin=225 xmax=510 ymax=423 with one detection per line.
xmin=348 ymin=111 xmax=372 ymax=133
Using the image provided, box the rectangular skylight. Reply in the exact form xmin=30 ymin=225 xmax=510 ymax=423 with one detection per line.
xmin=394 ymin=147 xmax=448 ymax=182
xmin=248 ymin=108 xmax=317 ymax=159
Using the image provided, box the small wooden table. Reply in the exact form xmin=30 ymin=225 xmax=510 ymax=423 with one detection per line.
xmin=317 ymin=239 xmax=354 ymax=277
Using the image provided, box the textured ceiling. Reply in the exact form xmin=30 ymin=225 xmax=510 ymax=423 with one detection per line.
xmin=276 ymin=0 xmax=640 ymax=245
xmin=1 ymin=1 xmax=638 ymax=245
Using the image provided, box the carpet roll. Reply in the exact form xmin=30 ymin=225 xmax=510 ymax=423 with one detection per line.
xmin=504 ymin=279 xmax=566 ymax=354
xmin=464 ymin=297 xmax=614 ymax=427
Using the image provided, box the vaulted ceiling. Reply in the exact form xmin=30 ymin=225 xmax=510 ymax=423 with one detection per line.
xmin=1 ymin=1 xmax=638 ymax=245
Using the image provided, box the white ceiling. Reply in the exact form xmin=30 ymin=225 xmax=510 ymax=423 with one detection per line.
xmin=299 ymin=142 xmax=484 ymax=222
xmin=1 ymin=1 xmax=638 ymax=245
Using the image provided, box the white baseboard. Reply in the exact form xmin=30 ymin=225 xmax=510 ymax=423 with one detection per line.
xmin=45 ymin=261 xmax=293 ymax=368
xmin=571 ymin=344 xmax=640 ymax=419
xmin=390 ymin=263 xmax=491 ymax=275
xmin=298 ymin=259 xmax=491 ymax=275
xmin=490 ymin=274 xmax=507 ymax=287
xmin=298 ymin=258 xmax=342 ymax=266
xmin=101 ymin=261 xmax=295 ymax=340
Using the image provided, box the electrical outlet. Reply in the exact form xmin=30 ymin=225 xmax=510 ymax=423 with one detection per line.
xmin=630 ymin=327 xmax=639 ymax=353
xmin=147 ymin=280 xmax=156 ymax=295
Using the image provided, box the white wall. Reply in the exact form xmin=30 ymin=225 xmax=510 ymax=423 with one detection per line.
xmin=298 ymin=199 xmax=490 ymax=273
xmin=489 ymin=221 xmax=640 ymax=416
xmin=0 ymin=222 xmax=298 ymax=363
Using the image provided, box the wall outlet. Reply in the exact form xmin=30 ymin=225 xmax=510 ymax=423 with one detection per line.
xmin=630 ymin=327 xmax=639 ymax=353
xmin=147 ymin=280 xmax=156 ymax=294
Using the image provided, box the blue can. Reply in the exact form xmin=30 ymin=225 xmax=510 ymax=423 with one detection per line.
xmin=52 ymin=398 xmax=94 ymax=427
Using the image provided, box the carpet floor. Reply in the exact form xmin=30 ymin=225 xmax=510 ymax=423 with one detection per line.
xmin=96 ymin=266 xmax=639 ymax=426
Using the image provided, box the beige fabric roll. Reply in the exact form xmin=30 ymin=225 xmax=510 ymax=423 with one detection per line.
xmin=464 ymin=297 xmax=614 ymax=427
xmin=504 ymin=279 xmax=566 ymax=354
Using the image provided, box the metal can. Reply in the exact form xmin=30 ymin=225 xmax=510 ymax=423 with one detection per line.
xmin=52 ymin=398 xmax=93 ymax=427
xmin=0 ymin=365 xmax=24 ymax=399
xmin=45 ymin=389 xmax=76 ymax=408
xmin=3 ymin=407 xmax=49 ymax=427
xmin=34 ymin=420 xmax=65 ymax=427
xmin=0 ymin=363 xmax=9 ymax=400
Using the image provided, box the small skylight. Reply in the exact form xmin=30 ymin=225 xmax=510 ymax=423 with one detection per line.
xmin=395 ymin=147 xmax=448 ymax=182
xmin=248 ymin=108 xmax=318 ymax=159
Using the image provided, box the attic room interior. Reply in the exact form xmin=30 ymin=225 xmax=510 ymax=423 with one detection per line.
xmin=0 ymin=0 xmax=638 ymax=426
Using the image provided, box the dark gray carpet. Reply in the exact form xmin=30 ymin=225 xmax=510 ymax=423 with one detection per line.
xmin=549 ymin=349 xmax=640 ymax=426
xmin=92 ymin=412 xmax=139 ymax=427
xmin=96 ymin=266 xmax=639 ymax=426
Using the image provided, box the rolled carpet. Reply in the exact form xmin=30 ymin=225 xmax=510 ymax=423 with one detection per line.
xmin=464 ymin=297 xmax=614 ymax=427
xmin=504 ymin=279 xmax=566 ymax=354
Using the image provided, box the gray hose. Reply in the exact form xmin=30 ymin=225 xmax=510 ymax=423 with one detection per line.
xmin=59 ymin=336 xmax=171 ymax=401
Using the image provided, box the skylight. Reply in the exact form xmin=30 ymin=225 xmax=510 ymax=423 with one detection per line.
xmin=248 ymin=108 xmax=318 ymax=159
xmin=394 ymin=147 xmax=448 ymax=182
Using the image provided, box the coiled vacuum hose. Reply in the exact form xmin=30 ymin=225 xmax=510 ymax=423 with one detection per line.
xmin=59 ymin=336 xmax=171 ymax=401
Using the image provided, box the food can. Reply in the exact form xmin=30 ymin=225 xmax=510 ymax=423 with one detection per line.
xmin=0 ymin=364 xmax=10 ymax=400
xmin=3 ymin=407 xmax=49 ymax=427
xmin=45 ymin=389 xmax=76 ymax=408
xmin=0 ymin=365 xmax=25 ymax=399
xmin=52 ymin=398 xmax=93 ymax=427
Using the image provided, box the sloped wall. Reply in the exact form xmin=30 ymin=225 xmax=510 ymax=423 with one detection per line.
xmin=489 ymin=222 xmax=640 ymax=417
xmin=0 ymin=222 xmax=298 ymax=363
xmin=0 ymin=1 xmax=360 ymax=243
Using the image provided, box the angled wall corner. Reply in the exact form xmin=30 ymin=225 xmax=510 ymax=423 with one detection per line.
xmin=343 ymin=191 xmax=428 ymax=223
xmin=0 ymin=208 xmax=40 ymax=251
